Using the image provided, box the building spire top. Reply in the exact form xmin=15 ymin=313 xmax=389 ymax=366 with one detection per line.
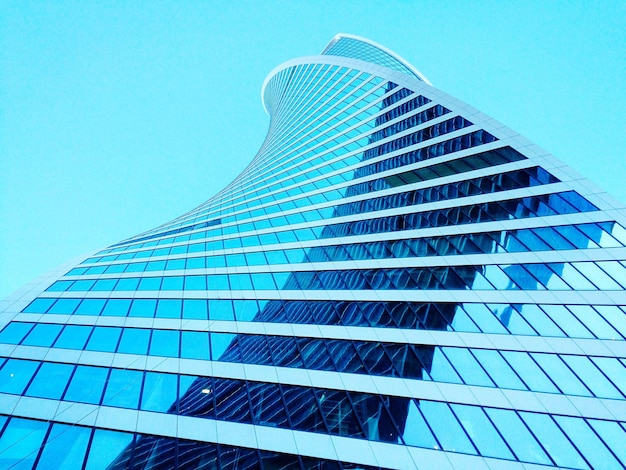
xmin=321 ymin=33 xmax=432 ymax=84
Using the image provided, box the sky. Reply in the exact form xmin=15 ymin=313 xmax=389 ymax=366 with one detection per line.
xmin=1 ymin=1 xmax=624 ymax=300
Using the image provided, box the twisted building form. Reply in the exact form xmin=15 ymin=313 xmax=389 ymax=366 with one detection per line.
xmin=1 ymin=34 xmax=626 ymax=469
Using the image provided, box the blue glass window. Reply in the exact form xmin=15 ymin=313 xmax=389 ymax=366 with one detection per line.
xmin=182 ymin=299 xmax=208 ymax=319
xmin=75 ymin=298 xmax=106 ymax=316
xmin=22 ymin=323 xmax=62 ymax=347
xmin=211 ymin=333 xmax=236 ymax=360
xmin=471 ymin=349 xmax=526 ymax=390
xmin=140 ymin=372 xmax=177 ymax=412
xmin=54 ymin=325 xmax=91 ymax=349
xmin=401 ymin=400 xmax=439 ymax=449
xmin=102 ymin=299 xmax=131 ymax=317
xmin=138 ymin=277 xmax=162 ymax=290
xmin=531 ymin=353 xmax=590 ymax=396
xmin=26 ymin=362 xmax=73 ymax=400
xmin=419 ymin=401 xmax=476 ymax=454
xmin=251 ymin=273 xmax=277 ymax=290
xmin=209 ymin=300 xmax=234 ymax=321
xmin=103 ymin=369 xmax=143 ymax=409
xmin=156 ymin=299 xmax=182 ymax=319
xmin=36 ymin=423 xmax=91 ymax=469
xmin=588 ymin=419 xmax=626 ymax=467
xmin=114 ymin=278 xmax=140 ymax=291
xmin=520 ymin=412 xmax=586 ymax=468
xmin=47 ymin=298 xmax=80 ymax=314
xmin=118 ymin=328 xmax=150 ymax=355
xmin=22 ymin=298 xmax=55 ymax=313
xmin=149 ymin=330 xmax=179 ymax=357
xmin=232 ymin=300 xmax=258 ymax=321
xmin=501 ymin=352 xmax=558 ymax=393
xmin=181 ymin=331 xmax=210 ymax=360
xmin=0 ymin=417 xmax=47 ymax=469
xmin=184 ymin=275 xmax=207 ymax=290
xmin=129 ymin=299 xmax=157 ymax=317
xmin=84 ymin=429 xmax=134 ymax=470
xmin=91 ymin=279 xmax=117 ymax=291
xmin=555 ymin=415 xmax=621 ymax=469
xmin=68 ymin=279 xmax=96 ymax=291
xmin=0 ymin=359 xmax=39 ymax=394
xmin=86 ymin=327 xmax=121 ymax=352
xmin=146 ymin=260 xmax=166 ymax=271
xmin=450 ymin=404 xmax=513 ymax=459
xmin=0 ymin=323 xmax=33 ymax=344
xmin=161 ymin=276 xmax=184 ymax=290
xmin=63 ymin=366 xmax=108 ymax=404
xmin=166 ymin=259 xmax=185 ymax=270
xmin=485 ymin=408 xmax=550 ymax=465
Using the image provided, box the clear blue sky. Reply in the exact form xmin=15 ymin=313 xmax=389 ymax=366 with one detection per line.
xmin=1 ymin=1 xmax=624 ymax=299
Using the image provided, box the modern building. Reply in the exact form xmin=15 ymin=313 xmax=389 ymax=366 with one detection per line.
xmin=0 ymin=34 xmax=625 ymax=469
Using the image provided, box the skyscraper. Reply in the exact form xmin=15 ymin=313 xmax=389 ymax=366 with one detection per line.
xmin=1 ymin=32 xmax=625 ymax=468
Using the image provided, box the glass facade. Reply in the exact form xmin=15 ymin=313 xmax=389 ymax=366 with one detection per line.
xmin=0 ymin=34 xmax=625 ymax=469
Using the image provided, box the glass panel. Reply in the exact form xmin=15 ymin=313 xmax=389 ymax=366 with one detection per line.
xmin=0 ymin=323 xmax=33 ymax=344
xmin=35 ymin=423 xmax=91 ymax=469
xmin=85 ymin=327 xmax=121 ymax=353
xmin=0 ymin=359 xmax=39 ymax=394
xmin=47 ymin=298 xmax=81 ymax=314
xmin=22 ymin=298 xmax=55 ymax=313
xmin=140 ymin=372 xmax=177 ymax=412
xmin=451 ymin=404 xmax=514 ymax=459
xmin=84 ymin=429 xmax=133 ymax=470
xmin=595 ymin=306 xmax=626 ymax=339
xmin=232 ymin=300 xmax=258 ymax=322
xmin=562 ymin=355 xmax=622 ymax=399
xmin=208 ymin=300 xmax=234 ymax=321
xmin=0 ymin=417 xmax=48 ymax=470
xmin=442 ymin=348 xmax=494 ymax=387
xmin=102 ymin=369 xmax=143 ymax=409
xmin=75 ymin=298 xmax=106 ymax=316
xmin=181 ymin=331 xmax=210 ymax=360
xmin=138 ymin=277 xmax=162 ymax=291
xmin=161 ymin=276 xmax=184 ymax=290
xmin=428 ymin=349 xmax=463 ymax=384
xmin=471 ymin=349 xmax=526 ymax=390
xmin=149 ymin=330 xmax=179 ymax=357
xmin=531 ymin=353 xmax=590 ymax=396
xmin=485 ymin=407 xmax=550 ymax=465
xmin=117 ymin=328 xmax=150 ymax=355
xmin=22 ymin=323 xmax=63 ymax=347
xmin=401 ymin=399 xmax=439 ymax=449
xmin=520 ymin=411 xmax=588 ymax=469
xmin=419 ymin=400 xmax=476 ymax=454
xmin=210 ymin=333 xmax=236 ymax=360
xmin=184 ymin=275 xmax=207 ymax=290
xmin=26 ymin=362 xmax=74 ymax=400
xmin=501 ymin=352 xmax=558 ymax=393
xmin=592 ymin=357 xmax=626 ymax=396
xmin=541 ymin=304 xmax=593 ymax=338
xmin=54 ymin=325 xmax=91 ymax=349
xmin=63 ymin=366 xmax=108 ymax=404
xmin=569 ymin=305 xmax=621 ymax=339
xmin=588 ymin=419 xmax=626 ymax=467
xmin=156 ymin=299 xmax=182 ymax=319
xmin=128 ymin=299 xmax=157 ymax=318
xmin=101 ymin=299 xmax=131 ymax=317
xmin=555 ymin=415 xmax=622 ymax=469
xmin=182 ymin=299 xmax=208 ymax=320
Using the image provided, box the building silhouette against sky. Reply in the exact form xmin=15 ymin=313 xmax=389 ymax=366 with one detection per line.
xmin=1 ymin=34 xmax=625 ymax=469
